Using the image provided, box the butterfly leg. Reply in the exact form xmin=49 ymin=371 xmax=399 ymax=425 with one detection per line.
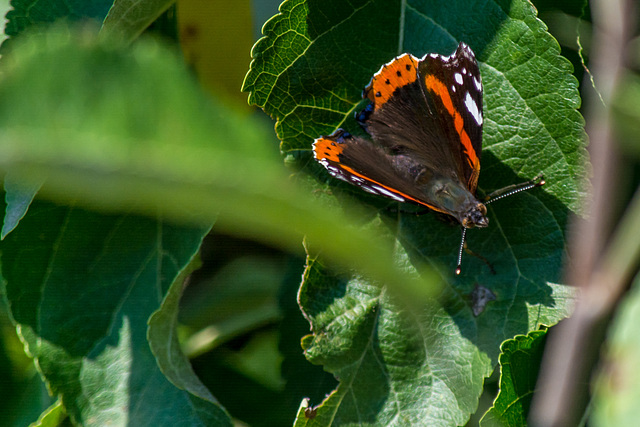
xmin=464 ymin=246 xmax=496 ymax=275
xmin=456 ymin=227 xmax=497 ymax=275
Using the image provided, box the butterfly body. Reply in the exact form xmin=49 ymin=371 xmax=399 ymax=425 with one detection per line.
xmin=314 ymin=43 xmax=486 ymax=223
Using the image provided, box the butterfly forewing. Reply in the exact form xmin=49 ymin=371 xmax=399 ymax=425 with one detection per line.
xmin=313 ymin=131 xmax=445 ymax=212
xmin=418 ymin=43 xmax=483 ymax=192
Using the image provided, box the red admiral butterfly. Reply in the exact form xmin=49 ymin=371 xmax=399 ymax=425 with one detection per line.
xmin=313 ymin=42 xmax=544 ymax=274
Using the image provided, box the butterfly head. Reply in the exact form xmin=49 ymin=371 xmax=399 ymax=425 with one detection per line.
xmin=460 ymin=203 xmax=488 ymax=228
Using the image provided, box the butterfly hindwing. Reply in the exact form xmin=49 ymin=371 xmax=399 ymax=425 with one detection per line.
xmin=313 ymin=130 xmax=445 ymax=212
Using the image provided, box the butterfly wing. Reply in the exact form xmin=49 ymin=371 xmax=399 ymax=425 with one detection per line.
xmin=313 ymin=130 xmax=448 ymax=213
xmin=362 ymin=42 xmax=483 ymax=193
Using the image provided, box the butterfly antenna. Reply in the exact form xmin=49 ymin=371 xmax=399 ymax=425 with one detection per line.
xmin=455 ymin=227 xmax=467 ymax=275
xmin=484 ymin=173 xmax=545 ymax=205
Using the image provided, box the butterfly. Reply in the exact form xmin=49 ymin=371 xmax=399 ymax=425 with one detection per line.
xmin=313 ymin=42 xmax=544 ymax=274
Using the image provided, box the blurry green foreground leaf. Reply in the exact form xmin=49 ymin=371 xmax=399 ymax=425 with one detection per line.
xmin=0 ymin=25 xmax=437 ymax=298
xmin=591 ymin=274 xmax=640 ymax=427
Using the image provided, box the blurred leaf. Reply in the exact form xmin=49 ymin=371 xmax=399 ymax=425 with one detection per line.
xmin=244 ymin=0 xmax=586 ymax=425
xmin=102 ymin=0 xmax=175 ymax=43
xmin=1 ymin=199 xmax=226 ymax=425
xmin=1 ymin=0 xmax=113 ymax=223
xmin=225 ymin=328 xmax=284 ymax=390
xmin=480 ymin=330 xmax=548 ymax=426
xmin=612 ymin=73 xmax=640 ymax=158
xmin=591 ymin=274 xmax=640 ymax=427
xmin=28 ymin=400 xmax=66 ymax=427
xmin=181 ymin=256 xmax=283 ymax=329
xmin=4 ymin=0 xmax=112 ymax=41
xmin=0 ymin=26 xmax=433 ymax=299
xmin=180 ymin=256 xmax=283 ymax=358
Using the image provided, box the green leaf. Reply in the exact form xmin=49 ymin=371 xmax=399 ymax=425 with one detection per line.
xmin=1 ymin=200 xmax=228 ymax=425
xmin=102 ymin=0 xmax=175 ymax=42
xmin=480 ymin=330 xmax=548 ymax=427
xmin=28 ymin=400 xmax=66 ymax=427
xmin=591 ymin=274 xmax=640 ymax=427
xmin=612 ymin=73 xmax=640 ymax=158
xmin=147 ymin=247 xmax=232 ymax=425
xmin=297 ymin=252 xmax=573 ymax=426
xmin=245 ymin=0 xmax=586 ymax=425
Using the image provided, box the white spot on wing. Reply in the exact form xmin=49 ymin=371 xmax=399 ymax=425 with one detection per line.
xmin=474 ymin=76 xmax=482 ymax=91
xmin=361 ymin=185 xmax=378 ymax=194
xmin=371 ymin=185 xmax=406 ymax=202
xmin=464 ymin=92 xmax=483 ymax=125
xmin=454 ymin=73 xmax=463 ymax=85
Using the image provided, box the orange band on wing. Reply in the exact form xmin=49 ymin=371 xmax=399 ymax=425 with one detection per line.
xmin=365 ymin=54 xmax=419 ymax=106
xmin=423 ymin=74 xmax=480 ymax=190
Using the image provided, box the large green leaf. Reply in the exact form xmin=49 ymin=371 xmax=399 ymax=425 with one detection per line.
xmin=297 ymin=256 xmax=490 ymax=426
xmin=244 ymin=0 xmax=586 ymax=424
xmin=1 ymin=200 xmax=228 ymax=425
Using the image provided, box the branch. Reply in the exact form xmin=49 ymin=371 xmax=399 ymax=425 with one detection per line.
xmin=529 ymin=0 xmax=638 ymax=425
